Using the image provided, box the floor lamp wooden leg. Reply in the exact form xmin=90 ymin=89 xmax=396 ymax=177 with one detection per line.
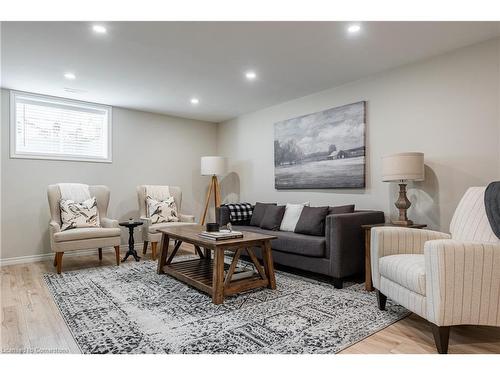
xmin=213 ymin=175 xmax=221 ymax=208
xmin=201 ymin=177 xmax=214 ymax=225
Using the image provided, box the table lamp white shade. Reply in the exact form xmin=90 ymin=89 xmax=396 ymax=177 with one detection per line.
xmin=201 ymin=156 xmax=227 ymax=176
xmin=382 ymin=152 xmax=424 ymax=182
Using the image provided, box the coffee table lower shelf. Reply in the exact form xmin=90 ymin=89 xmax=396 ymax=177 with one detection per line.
xmin=162 ymin=258 xmax=269 ymax=297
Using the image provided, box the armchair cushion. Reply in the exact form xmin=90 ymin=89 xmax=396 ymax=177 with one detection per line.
xmin=146 ymin=196 xmax=179 ymax=224
xmin=54 ymin=227 xmax=120 ymax=242
xmin=371 ymin=227 xmax=451 ymax=290
xmin=379 ymin=254 xmax=426 ymax=295
xmin=180 ymin=214 xmax=196 ymax=223
xmin=60 ymin=197 xmax=100 ymax=231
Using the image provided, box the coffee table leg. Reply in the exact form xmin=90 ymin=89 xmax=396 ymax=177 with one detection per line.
xmin=262 ymin=240 xmax=276 ymax=289
xmin=157 ymin=233 xmax=170 ymax=274
xmin=212 ymin=248 xmax=224 ymax=304
xmin=203 ymin=247 xmax=211 ymax=259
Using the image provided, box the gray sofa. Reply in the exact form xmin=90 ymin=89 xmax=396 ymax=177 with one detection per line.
xmin=216 ymin=206 xmax=385 ymax=288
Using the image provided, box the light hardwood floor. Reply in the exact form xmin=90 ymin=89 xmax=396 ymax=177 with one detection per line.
xmin=1 ymin=248 xmax=499 ymax=354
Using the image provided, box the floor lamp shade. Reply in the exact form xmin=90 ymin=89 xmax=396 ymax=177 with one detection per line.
xmin=201 ymin=156 xmax=227 ymax=176
xmin=382 ymin=152 xmax=424 ymax=182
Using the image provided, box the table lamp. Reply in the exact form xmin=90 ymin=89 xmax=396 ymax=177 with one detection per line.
xmin=382 ymin=152 xmax=424 ymax=226
xmin=200 ymin=156 xmax=227 ymax=225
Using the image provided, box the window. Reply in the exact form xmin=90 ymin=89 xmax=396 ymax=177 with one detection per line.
xmin=10 ymin=91 xmax=112 ymax=162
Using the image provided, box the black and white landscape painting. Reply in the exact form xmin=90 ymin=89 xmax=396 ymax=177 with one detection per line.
xmin=274 ymin=101 xmax=366 ymax=189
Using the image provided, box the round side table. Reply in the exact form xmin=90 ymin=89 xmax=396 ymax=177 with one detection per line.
xmin=119 ymin=221 xmax=144 ymax=262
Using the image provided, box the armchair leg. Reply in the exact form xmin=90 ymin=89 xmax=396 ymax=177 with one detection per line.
xmin=142 ymin=241 xmax=149 ymax=255
xmin=114 ymin=246 xmax=121 ymax=266
xmin=151 ymin=242 xmax=158 ymax=260
xmin=53 ymin=253 xmax=58 ymax=267
xmin=56 ymin=252 xmax=64 ymax=274
xmin=430 ymin=323 xmax=450 ymax=354
xmin=98 ymin=248 xmax=103 ymax=261
xmin=376 ymin=289 xmax=387 ymax=310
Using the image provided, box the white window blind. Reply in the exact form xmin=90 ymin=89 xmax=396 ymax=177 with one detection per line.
xmin=10 ymin=91 xmax=112 ymax=162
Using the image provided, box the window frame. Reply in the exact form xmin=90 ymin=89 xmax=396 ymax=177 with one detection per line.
xmin=10 ymin=90 xmax=113 ymax=163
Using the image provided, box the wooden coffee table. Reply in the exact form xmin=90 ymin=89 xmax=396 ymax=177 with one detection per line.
xmin=156 ymin=225 xmax=277 ymax=304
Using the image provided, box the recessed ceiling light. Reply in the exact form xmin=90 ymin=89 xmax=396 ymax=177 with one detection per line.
xmin=190 ymin=98 xmax=199 ymax=105
xmin=347 ymin=24 xmax=361 ymax=33
xmin=245 ymin=71 xmax=257 ymax=81
xmin=92 ymin=25 xmax=107 ymax=34
xmin=64 ymin=72 xmax=76 ymax=80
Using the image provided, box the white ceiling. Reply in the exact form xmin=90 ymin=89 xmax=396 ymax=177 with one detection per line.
xmin=2 ymin=22 xmax=500 ymax=123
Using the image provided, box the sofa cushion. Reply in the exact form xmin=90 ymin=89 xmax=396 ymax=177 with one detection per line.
xmin=250 ymin=202 xmax=276 ymax=227
xmin=280 ymin=202 xmax=308 ymax=232
xmin=294 ymin=206 xmax=330 ymax=236
xmin=54 ymin=227 xmax=120 ymax=242
xmin=329 ymin=204 xmax=355 ymax=215
xmin=233 ymin=225 xmax=326 ymax=257
xmin=379 ymin=254 xmax=426 ymax=295
xmin=148 ymin=221 xmax=197 ymax=234
xmin=260 ymin=205 xmax=286 ymax=230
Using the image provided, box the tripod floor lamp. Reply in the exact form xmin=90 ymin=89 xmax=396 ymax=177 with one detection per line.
xmin=200 ymin=156 xmax=227 ymax=225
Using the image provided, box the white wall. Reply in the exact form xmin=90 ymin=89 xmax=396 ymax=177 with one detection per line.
xmin=0 ymin=88 xmax=217 ymax=260
xmin=2 ymin=37 xmax=500 ymax=262
xmin=217 ymin=39 xmax=500 ymax=232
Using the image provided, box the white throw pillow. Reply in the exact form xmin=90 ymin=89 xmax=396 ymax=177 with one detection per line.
xmin=147 ymin=195 xmax=179 ymax=224
xmin=60 ymin=197 xmax=100 ymax=231
xmin=279 ymin=202 xmax=309 ymax=232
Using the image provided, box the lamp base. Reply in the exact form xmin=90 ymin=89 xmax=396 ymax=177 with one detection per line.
xmin=393 ymin=182 xmax=413 ymax=226
xmin=391 ymin=219 xmax=414 ymax=226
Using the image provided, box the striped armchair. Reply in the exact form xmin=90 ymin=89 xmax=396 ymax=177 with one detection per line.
xmin=371 ymin=187 xmax=500 ymax=353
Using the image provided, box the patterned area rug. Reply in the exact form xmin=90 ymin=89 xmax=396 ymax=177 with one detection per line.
xmin=44 ymin=258 xmax=409 ymax=354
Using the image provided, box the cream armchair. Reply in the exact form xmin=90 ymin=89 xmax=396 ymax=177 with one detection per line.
xmin=48 ymin=185 xmax=121 ymax=273
xmin=137 ymin=185 xmax=196 ymax=260
xmin=371 ymin=187 xmax=500 ymax=353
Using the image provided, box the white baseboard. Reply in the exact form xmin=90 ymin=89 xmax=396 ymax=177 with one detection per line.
xmin=0 ymin=243 xmax=145 ymax=267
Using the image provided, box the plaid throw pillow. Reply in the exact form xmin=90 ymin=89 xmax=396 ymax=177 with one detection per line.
xmin=147 ymin=195 xmax=179 ymax=224
xmin=60 ymin=197 xmax=100 ymax=231
xmin=223 ymin=203 xmax=253 ymax=222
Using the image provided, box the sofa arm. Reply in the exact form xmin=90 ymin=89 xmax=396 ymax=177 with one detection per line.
xmin=101 ymin=217 xmax=118 ymax=228
xmin=326 ymin=210 xmax=385 ymax=279
xmin=425 ymin=239 xmax=500 ymax=327
xmin=180 ymin=213 xmax=196 ymax=223
xmin=215 ymin=206 xmax=231 ymax=226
